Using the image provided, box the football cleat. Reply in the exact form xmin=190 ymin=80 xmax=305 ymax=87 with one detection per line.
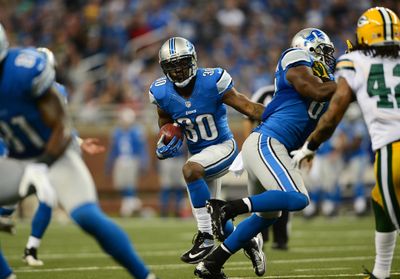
xmin=194 ymin=259 xmax=227 ymax=279
xmin=243 ymin=233 xmax=266 ymax=276
xmin=181 ymin=231 xmax=215 ymax=264
xmin=0 ymin=217 xmax=16 ymax=235
xmin=5 ymin=274 xmax=17 ymax=279
xmin=206 ymin=199 xmax=230 ymax=242
xmin=23 ymin=247 xmax=44 ymax=266
xmin=363 ymin=267 xmax=390 ymax=279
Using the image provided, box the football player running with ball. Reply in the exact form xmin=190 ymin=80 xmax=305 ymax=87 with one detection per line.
xmin=291 ymin=7 xmax=400 ymax=279
xmin=149 ymin=37 xmax=267 ymax=274
xmin=195 ymin=28 xmax=337 ymax=278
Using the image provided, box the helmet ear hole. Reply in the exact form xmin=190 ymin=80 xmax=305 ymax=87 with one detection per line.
xmin=309 ymin=47 xmax=315 ymax=52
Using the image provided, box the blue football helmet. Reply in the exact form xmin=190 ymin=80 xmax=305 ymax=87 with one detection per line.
xmin=159 ymin=37 xmax=197 ymax=87
xmin=0 ymin=24 xmax=9 ymax=62
xmin=291 ymin=28 xmax=335 ymax=72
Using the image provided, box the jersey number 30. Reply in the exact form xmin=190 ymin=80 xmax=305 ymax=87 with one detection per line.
xmin=177 ymin=114 xmax=218 ymax=143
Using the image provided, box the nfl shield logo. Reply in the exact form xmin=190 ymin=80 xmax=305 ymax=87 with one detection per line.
xmin=185 ymin=101 xmax=191 ymax=108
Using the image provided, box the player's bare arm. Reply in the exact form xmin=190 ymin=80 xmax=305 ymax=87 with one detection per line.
xmin=36 ymin=85 xmax=72 ymax=163
xmin=308 ymin=77 xmax=354 ymax=148
xmin=222 ymin=87 xmax=265 ymax=121
xmin=157 ymin=107 xmax=174 ymax=128
xmin=286 ymin=65 xmax=337 ymax=102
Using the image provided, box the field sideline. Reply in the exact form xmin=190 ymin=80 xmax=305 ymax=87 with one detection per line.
xmin=1 ymin=215 xmax=399 ymax=279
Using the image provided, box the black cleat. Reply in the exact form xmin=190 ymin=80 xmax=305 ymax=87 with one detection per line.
xmin=206 ymin=199 xmax=230 ymax=241
xmin=0 ymin=217 xmax=16 ymax=235
xmin=23 ymin=247 xmax=43 ymax=266
xmin=194 ymin=258 xmax=227 ymax=279
xmin=243 ymin=233 xmax=266 ymax=276
xmin=181 ymin=231 xmax=215 ymax=264
xmin=363 ymin=267 xmax=390 ymax=279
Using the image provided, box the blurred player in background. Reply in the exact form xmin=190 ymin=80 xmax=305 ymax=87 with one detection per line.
xmin=0 ymin=48 xmax=105 ymax=267
xmin=291 ymin=7 xmax=400 ymax=279
xmin=337 ymin=103 xmax=370 ymax=216
xmin=106 ymin=107 xmax=149 ymax=217
xmin=196 ymin=28 xmax=337 ymax=278
xmin=242 ymin=84 xmax=290 ymax=250
xmin=0 ymin=24 xmax=157 ymax=279
xmin=149 ymin=36 xmax=267 ymax=274
xmin=158 ymin=147 xmax=187 ymax=218
xmin=305 ymin=130 xmax=344 ymax=218
xmin=0 ymin=158 xmax=55 ymax=279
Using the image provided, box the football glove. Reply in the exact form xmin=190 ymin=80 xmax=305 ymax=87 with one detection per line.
xmin=312 ymin=61 xmax=331 ymax=82
xmin=155 ymin=135 xmax=183 ymax=160
xmin=345 ymin=39 xmax=353 ymax=54
xmin=290 ymin=141 xmax=315 ymax=169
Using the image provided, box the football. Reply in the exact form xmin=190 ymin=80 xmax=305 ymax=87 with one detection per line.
xmin=158 ymin=123 xmax=183 ymax=144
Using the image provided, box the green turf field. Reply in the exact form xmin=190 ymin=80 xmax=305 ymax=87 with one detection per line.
xmin=1 ymin=215 xmax=399 ymax=279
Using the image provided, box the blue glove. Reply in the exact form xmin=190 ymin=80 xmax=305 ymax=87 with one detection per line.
xmin=156 ymin=135 xmax=183 ymax=159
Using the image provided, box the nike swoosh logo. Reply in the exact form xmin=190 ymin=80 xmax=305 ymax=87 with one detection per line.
xmin=188 ymin=250 xmax=205 ymax=259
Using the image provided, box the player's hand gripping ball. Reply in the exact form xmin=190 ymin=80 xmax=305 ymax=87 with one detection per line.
xmin=156 ymin=123 xmax=183 ymax=159
xmin=158 ymin=123 xmax=183 ymax=144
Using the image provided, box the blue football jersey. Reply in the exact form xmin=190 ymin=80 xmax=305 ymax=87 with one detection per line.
xmin=0 ymin=138 xmax=7 ymax=157
xmin=149 ymin=68 xmax=234 ymax=154
xmin=255 ymin=48 xmax=331 ymax=152
xmin=0 ymin=47 xmax=56 ymax=159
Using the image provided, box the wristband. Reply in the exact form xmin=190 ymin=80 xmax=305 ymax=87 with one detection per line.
xmin=36 ymin=153 xmax=58 ymax=166
xmin=307 ymin=140 xmax=320 ymax=151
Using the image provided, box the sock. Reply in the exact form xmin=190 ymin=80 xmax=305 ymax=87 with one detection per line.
xmin=121 ymin=188 xmax=135 ymax=197
xmin=207 ymin=245 xmax=232 ymax=269
xmin=0 ymin=206 xmax=16 ymax=217
xmin=0 ymin=251 xmax=12 ymax=278
xmin=187 ymin=179 xmax=210 ymax=208
xmin=223 ymin=220 xmax=235 ymax=237
xmin=372 ymin=231 xmax=397 ymax=279
xmin=193 ymin=207 xmax=212 ymax=235
xmin=31 ymin=202 xmax=52 ymax=239
xmin=226 ymin=191 xmax=308 ymax=218
xmin=26 ymin=236 xmax=41 ymax=249
xmin=224 ymin=214 xmax=277 ymax=252
xmin=71 ymin=203 xmax=150 ymax=279
xmin=225 ymin=198 xmax=251 ymax=219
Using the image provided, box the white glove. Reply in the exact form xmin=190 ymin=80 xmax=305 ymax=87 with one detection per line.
xmin=290 ymin=141 xmax=315 ymax=169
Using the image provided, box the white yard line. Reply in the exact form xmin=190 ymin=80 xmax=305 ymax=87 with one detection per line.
xmin=14 ymin=266 xmax=400 ymax=279
xmin=5 ymin=244 xmax=375 ymax=260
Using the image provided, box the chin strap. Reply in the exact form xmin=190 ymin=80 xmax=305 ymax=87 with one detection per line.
xmin=174 ymin=74 xmax=195 ymax=88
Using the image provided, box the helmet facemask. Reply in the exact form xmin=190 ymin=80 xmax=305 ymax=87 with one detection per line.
xmin=160 ymin=55 xmax=197 ymax=87
xmin=312 ymin=43 xmax=336 ymax=73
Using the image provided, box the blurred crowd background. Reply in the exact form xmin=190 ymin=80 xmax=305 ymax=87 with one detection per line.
xmin=0 ymin=0 xmax=399 ymax=217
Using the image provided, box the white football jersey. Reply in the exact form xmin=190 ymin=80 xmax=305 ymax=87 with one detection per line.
xmin=335 ymin=50 xmax=400 ymax=151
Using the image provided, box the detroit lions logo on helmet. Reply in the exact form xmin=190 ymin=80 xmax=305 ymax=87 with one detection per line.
xmin=304 ymin=29 xmax=326 ymax=46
